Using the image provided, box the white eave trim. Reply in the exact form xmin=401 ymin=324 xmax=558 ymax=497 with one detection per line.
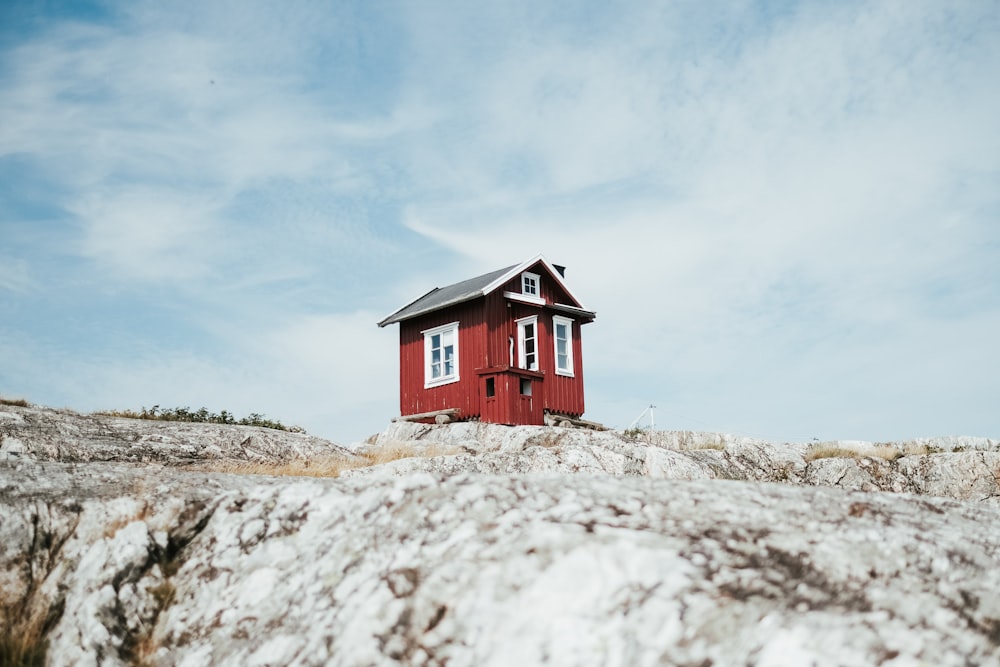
xmin=551 ymin=302 xmax=596 ymax=319
xmin=503 ymin=291 xmax=545 ymax=306
xmin=481 ymin=253 xmax=592 ymax=312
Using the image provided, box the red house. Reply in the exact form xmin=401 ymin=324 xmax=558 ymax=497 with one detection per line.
xmin=377 ymin=255 xmax=596 ymax=426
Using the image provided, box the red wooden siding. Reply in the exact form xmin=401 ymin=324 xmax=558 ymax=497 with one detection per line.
xmin=398 ymin=301 xmax=485 ymax=418
xmin=396 ymin=260 xmax=590 ymax=424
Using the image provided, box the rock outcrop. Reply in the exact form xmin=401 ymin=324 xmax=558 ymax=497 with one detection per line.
xmin=0 ymin=404 xmax=353 ymax=464
xmin=2 ymin=459 xmax=1000 ymax=666
xmin=2 ymin=405 xmax=999 ymax=665
xmin=350 ymin=421 xmax=1000 ymax=504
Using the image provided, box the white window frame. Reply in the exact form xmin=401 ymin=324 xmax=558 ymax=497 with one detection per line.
xmin=422 ymin=321 xmax=460 ymax=388
xmin=552 ymin=315 xmax=574 ymax=377
xmin=521 ymin=271 xmax=540 ymax=298
xmin=516 ymin=315 xmax=539 ymax=371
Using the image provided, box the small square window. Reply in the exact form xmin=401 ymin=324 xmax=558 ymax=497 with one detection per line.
xmin=519 ymin=378 xmax=532 ymax=396
xmin=521 ymin=272 xmax=540 ymax=297
xmin=485 ymin=377 xmax=495 ymax=398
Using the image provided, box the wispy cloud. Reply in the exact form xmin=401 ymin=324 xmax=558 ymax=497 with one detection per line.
xmin=0 ymin=256 xmax=34 ymax=293
xmin=394 ymin=0 xmax=1000 ymax=438
xmin=0 ymin=3 xmax=412 ymax=289
xmin=1 ymin=0 xmax=997 ymax=441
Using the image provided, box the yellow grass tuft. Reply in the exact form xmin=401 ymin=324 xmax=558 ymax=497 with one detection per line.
xmin=201 ymin=441 xmax=463 ymax=478
xmin=360 ymin=441 xmax=463 ymax=466
xmin=805 ymin=443 xmax=912 ymax=462
xmin=1 ymin=604 xmax=51 ymax=667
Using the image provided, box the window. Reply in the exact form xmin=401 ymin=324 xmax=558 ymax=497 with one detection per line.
xmin=553 ymin=316 xmax=574 ymax=376
xmin=521 ymin=272 xmax=540 ymax=297
xmin=517 ymin=316 xmax=538 ymax=371
xmin=520 ymin=378 xmax=532 ymax=396
xmin=485 ymin=377 xmax=495 ymax=398
xmin=423 ymin=321 xmax=459 ymax=388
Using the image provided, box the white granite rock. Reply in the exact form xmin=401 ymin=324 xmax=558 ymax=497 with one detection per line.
xmin=3 ymin=409 xmax=1000 ymax=666
xmin=2 ymin=461 xmax=1000 ymax=666
xmin=349 ymin=421 xmax=1000 ymax=504
xmin=0 ymin=404 xmax=351 ymax=464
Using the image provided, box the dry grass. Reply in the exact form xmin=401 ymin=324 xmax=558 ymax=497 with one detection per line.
xmin=900 ymin=443 xmax=945 ymax=456
xmin=203 ymin=441 xmax=463 ymax=478
xmin=805 ymin=444 xmax=912 ymax=462
xmin=804 ymin=445 xmax=863 ymax=462
xmin=1 ymin=604 xmax=53 ymax=667
xmin=0 ymin=396 xmax=29 ymax=408
xmin=207 ymin=455 xmax=356 ymax=478
xmin=101 ymin=504 xmax=153 ymax=539
xmin=685 ymin=441 xmax=726 ymax=451
xmin=622 ymin=429 xmax=728 ymax=451
xmin=359 ymin=441 xmax=462 ymax=465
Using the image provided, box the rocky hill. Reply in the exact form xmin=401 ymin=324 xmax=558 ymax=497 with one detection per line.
xmin=2 ymin=404 xmax=999 ymax=666
xmin=0 ymin=403 xmax=354 ymax=464
xmin=351 ymin=421 xmax=1000 ymax=503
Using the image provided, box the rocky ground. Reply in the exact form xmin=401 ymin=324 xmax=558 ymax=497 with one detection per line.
xmin=0 ymin=403 xmax=354 ymax=464
xmin=2 ymin=404 xmax=999 ymax=666
xmin=352 ymin=421 xmax=1000 ymax=504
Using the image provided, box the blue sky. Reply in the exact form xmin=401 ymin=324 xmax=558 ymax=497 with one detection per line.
xmin=1 ymin=0 xmax=998 ymax=444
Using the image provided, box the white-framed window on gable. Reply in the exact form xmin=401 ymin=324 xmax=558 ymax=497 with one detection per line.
xmin=521 ymin=271 xmax=540 ymax=298
xmin=553 ymin=315 xmax=574 ymax=376
xmin=516 ymin=315 xmax=538 ymax=371
xmin=423 ymin=321 xmax=459 ymax=388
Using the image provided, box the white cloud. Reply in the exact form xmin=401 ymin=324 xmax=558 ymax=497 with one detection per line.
xmin=1 ymin=1 xmax=996 ymax=441
xmin=0 ymin=257 xmax=34 ymax=293
xmin=0 ymin=6 xmax=412 ymax=288
xmin=73 ymin=187 xmax=225 ymax=281
xmin=0 ymin=308 xmax=399 ymax=443
xmin=394 ymin=1 xmax=1000 ymax=437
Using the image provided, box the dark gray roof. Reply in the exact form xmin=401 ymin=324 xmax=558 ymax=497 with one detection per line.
xmin=377 ymin=264 xmax=517 ymax=327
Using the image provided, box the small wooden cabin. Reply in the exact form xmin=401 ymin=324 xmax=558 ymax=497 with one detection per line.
xmin=377 ymin=255 xmax=596 ymax=426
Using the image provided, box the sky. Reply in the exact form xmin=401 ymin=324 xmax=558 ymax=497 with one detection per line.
xmin=1 ymin=0 xmax=998 ymax=444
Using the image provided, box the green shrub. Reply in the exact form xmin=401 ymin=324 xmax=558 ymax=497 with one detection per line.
xmin=96 ymin=406 xmax=305 ymax=433
xmin=0 ymin=397 xmax=29 ymax=408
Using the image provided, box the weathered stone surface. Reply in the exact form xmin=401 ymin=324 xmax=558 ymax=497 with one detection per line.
xmin=349 ymin=421 xmax=1000 ymax=504
xmin=2 ymin=460 xmax=1000 ymax=667
xmin=0 ymin=404 xmax=352 ymax=464
xmin=3 ymin=407 xmax=999 ymax=665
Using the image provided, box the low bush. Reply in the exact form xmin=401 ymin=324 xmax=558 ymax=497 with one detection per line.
xmin=96 ymin=406 xmax=305 ymax=433
xmin=0 ymin=397 xmax=29 ymax=408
